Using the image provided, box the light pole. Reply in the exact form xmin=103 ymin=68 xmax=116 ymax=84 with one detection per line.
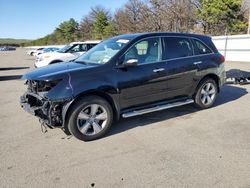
xmin=248 ymin=8 xmax=250 ymax=34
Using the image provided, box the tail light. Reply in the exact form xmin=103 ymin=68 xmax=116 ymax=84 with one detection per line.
xmin=219 ymin=55 xmax=225 ymax=63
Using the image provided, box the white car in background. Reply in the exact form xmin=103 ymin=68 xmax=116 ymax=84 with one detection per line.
xmin=35 ymin=41 xmax=101 ymax=68
xmin=27 ymin=47 xmax=44 ymax=56
xmin=33 ymin=47 xmax=60 ymax=57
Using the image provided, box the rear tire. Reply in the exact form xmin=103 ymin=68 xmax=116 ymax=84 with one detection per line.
xmin=67 ymin=96 xmax=113 ymax=141
xmin=194 ymin=78 xmax=218 ymax=109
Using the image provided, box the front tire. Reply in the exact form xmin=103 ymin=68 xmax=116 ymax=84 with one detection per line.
xmin=194 ymin=78 xmax=218 ymax=109
xmin=67 ymin=96 xmax=113 ymax=141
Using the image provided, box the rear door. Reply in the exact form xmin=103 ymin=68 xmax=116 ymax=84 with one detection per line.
xmin=191 ymin=38 xmax=215 ymax=70
xmin=162 ymin=37 xmax=197 ymax=98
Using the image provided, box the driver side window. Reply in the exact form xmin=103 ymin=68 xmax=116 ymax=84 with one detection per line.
xmin=69 ymin=44 xmax=87 ymax=53
xmin=124 ymin=37 xmax=160 ymax=65
xmin=70 ymin=45 xmax=80 ymax=53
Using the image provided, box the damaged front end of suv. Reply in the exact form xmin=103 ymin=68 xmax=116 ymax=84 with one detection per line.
xmin=20 ymin=68 xmax=74 ymax=133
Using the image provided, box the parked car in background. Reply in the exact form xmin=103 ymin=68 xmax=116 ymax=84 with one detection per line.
xmin=27 ymin=47 xmax=44 ymax=56
xmin=34 ymin=41 xmax=101 ymax=68
xmin=20 ymin=32 xmax=226 ymax=141
xmin=0 ymin=46 xmax=16 ymax=51
xmin=34 ymin=47 xmax=60 ymax=57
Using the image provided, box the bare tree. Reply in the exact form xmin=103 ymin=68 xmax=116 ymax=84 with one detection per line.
xmin=82 ymin=0 xmax=198 ymax=38
xmin=79 ymin=16 xmax=95 ymax=40
xmin=242 ymin=0 xmax=250 ymax=33
xmin=114 ymin=0 xmax=149 ymax=33
xmin=242 ymin=0 xmax=250 ymax=12
xmin=145 ymin=0 xmax=197 ymax=32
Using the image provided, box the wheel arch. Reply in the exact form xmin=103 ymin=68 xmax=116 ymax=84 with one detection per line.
xmin=50 ymin=59 xmax=63 ymax=64
xmin=63 ymin=90 xmax=120 ymax=129
xmin=195 ymin=74 xmax=220 ymax=94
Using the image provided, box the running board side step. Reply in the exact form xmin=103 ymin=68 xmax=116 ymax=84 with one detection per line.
xmin=122 ymin=99 xmax=194 ymax=118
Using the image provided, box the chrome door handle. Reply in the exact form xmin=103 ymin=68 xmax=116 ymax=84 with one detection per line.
xmin=193 ymin=61 xmax=202 ymax=65
xmin=153 ymin=68 xmax=165 ymax=73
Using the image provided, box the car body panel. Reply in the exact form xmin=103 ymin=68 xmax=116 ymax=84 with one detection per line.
xmin=23 ymin=61 xmax=95 ymax=80
xmin=20 ymin=32 xmax=226 ymax=130
xmin=34 ymin=47 xmax=60 ymax=57
xmin=35 ymin=51 xmax=85 ymax=67
xmin=116 ymin=61 xmax=170 ymax=109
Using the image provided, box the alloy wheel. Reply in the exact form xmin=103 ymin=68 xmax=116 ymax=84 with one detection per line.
xmin=77 ymin=104 xmax=108 ymax=136
xmin=200 ymin=82 xmax=216 ymax=105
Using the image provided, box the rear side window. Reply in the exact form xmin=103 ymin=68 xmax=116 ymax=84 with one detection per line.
xmin=87 ymin=44 xmax=97 ymax=50
xmin=80 ymin=44 xmax=87 ymax=51
xmin=163 ymin=37 xmax=193 ymax=60
xmin=193 ymin=39 xmax=212 ymax=55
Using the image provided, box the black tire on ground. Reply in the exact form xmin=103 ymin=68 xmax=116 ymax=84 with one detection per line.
xmin=194 ymin=78 xmax=218 ymax=109
xmin=67 ymin=96 xmax=113 ymax=141
xmin=30 ymin=52 xmax=34 ymax=56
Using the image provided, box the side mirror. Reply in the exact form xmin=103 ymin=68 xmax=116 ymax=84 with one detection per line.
xmin=123 ymin=59 xmax=138 ymax=67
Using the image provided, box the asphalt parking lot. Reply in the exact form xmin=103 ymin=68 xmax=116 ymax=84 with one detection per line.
xmin=0 ymin=48 xmax=250 ymax=188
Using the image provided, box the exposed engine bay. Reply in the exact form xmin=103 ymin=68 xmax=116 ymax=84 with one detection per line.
xmin=20 ymin=80 xmax=71 ymax=131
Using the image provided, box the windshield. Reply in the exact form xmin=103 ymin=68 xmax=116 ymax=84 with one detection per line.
xmin=58 ymin=44 xmax=72 ymax=53
xmin=43 ymin=48 xmax=52 ymax=52
xmin=76 ymin=38 xmax=130 ymax=64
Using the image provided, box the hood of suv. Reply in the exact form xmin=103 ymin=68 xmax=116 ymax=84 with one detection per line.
xmin=22 ymin=62 xmax=98 ymax=80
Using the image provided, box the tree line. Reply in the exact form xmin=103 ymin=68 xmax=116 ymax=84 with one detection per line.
xmin=0 ymin=38 xmax=31 ymax=47
xmin=25 ymin=0 xmax=249 ymax=46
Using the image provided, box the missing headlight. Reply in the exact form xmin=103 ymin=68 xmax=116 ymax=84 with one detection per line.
xmin=25 ymin=80 xmax=61 ymax=93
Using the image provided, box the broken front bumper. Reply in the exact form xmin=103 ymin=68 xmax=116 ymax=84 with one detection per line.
xmin=20 ymin=92 xmax=70 ymax=128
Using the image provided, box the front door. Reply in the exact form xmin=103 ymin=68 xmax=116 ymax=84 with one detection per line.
xmin=118 ymin=37 xmax=169 ymax=109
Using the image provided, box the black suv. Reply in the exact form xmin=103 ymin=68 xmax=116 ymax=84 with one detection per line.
xmin=20 ymin=32 xmax=226 ymax=141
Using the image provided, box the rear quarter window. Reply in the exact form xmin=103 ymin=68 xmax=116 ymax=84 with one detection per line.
xmin=87 ymin=44 xmax=97 ymax=50
xmin=193 ymin=39 xmax=212 ymax=55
